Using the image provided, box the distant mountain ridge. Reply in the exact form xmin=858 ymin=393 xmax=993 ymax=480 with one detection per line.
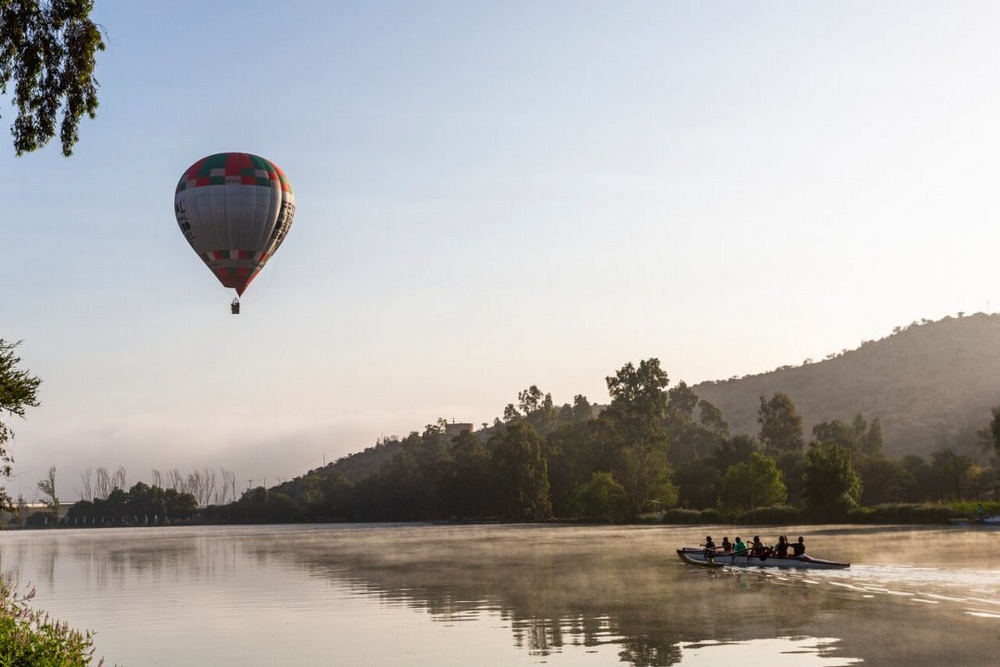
xmin=322 ymin=313 xmax=1000 ymax=486
xmin=692 ymin=312 xmax=1000 ymax=456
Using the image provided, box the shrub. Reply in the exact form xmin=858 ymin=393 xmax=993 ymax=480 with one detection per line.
xmin=24 ymin=511 xmax=58 ymax=528
xmin=864 ymin=503 xmax=961 ymax=524
xmin=737 ymin=505 xmax=802 ymax=525
xmin=661 ymin=508 xmax=704 ymax=524
xmin=698 ymin=508 xmax=722 ymax=523
xmin=0 ymin=580 xmax=103 ymax=666
xmin=569 ymin=472 xmax=629 ymax=522
xmin=947 ymin=500 xmax=1000 ymax=517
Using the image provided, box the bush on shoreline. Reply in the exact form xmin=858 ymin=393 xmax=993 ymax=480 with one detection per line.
xmin=0 ymin=580 xmax=103 ymax=666
xmin=660 ymin=502 xmax=990 ymax=526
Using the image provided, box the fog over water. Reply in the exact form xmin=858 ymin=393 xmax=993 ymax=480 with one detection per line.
xmin=0 ymin=524 xmax=997 ymax=666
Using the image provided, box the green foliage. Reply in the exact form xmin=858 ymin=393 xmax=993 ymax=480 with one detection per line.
xmin=673 ymin=459 xmax=720 ymax=509
xmin=361 ymin=445 xmax=439 ymax=522
xmin=847 ymin=503 xmax=961 ymax=524
xmin=660 ymin=508 xmax=704 ymax=524
xmin=600 ymin=359 xmax=676 ymax=519
xmin=0 ymin=340 xmax=41 ymax=512
xmin=735 ymin=504 xmax=801 ymax=525
xmin=185 ymin=344 xmax=1000 ymax=525
xmin=36 ymin=466 xmax=58 ymax=511
xmin=990 ymin=406 xmax=1000 ymax=458
xmin=929 ymin=448 xmax=983 ymax=501
xmin=811 ymin=414 xmax=884 ymax=457
xmin=948 ymin=499 xmax=1000 ymax=516
xmin=710 ymin=434 xmax=757 ymax=471
xmin=543 ymin=419 xmax=601 ymax=517
xmin=24 ymin=511 xmax=56 ymax=527
xmin=773 ymin=449 xmax=805 ymax=505
xmin=697 ymin=507 xmax=722 ymax=523
xmin=569 ymin=472 xmax=628 ymax=522
xmin=0 ymin=580 xmax=102 ymax=666
xmin=802 ymin=444 xmax=862 ymax=519
xmin=717 ymin=452 xmax=787 ymax=513
xmin=328 ymin=437 xmax=404 ymax=483
xmin=0 ymin=0 xmax=104 ymax=155
xmin=856 ymin=454 xmax=914 ymax=505
xmin=664 ymin=382 xmax=728 ymax=466
xmin=757 ymin=392 xmax=804 ymax=455
xmin=899 ymin=454 xmax=935 ymax=502
xmin=605 ymin=359 xmax=670 ymax=423
xmin=439 ymin=431 xmax=490 ymax=519
xmin=66 ymin=482 xmax=197 ymax=525
xmin=489 ymin=421 xmax=551 ymax=520
xmin=504 ymin=385 xmax=559 ymax=435
xmin=613 ymin=445 xmax=677 ymax=519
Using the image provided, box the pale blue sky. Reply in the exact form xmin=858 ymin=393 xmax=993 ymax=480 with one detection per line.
xmin=4 ymin=1 xmax=1000 ymax=499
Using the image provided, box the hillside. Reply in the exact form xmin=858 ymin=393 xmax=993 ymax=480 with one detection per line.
xmin=693 ymin=312 xmax=1000 ymax=456
xmin=314 ymin=313 xmax=1000 ymax=488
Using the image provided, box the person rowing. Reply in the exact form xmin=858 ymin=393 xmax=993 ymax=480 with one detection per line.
xmin=703 ymin=536 xmax=717 ymax=562
xmin=792 ymin=536 xmax=806 ymax=558
xmin=721 ymin=536 xmax=732 ymax=553
xmin=732 ymin=536 xmax=747 ymax=556
xmin=775 ymin=535 xmax=789 ymax=558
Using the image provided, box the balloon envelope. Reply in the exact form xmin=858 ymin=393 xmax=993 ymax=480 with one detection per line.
xmin=174 ymin=152 xmax=295 ymax=296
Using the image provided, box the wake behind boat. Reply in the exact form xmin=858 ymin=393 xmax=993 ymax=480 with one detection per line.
xmin=676 ymin=547 xmax=850 ymax=570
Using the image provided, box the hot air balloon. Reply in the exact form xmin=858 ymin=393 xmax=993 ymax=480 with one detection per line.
xmin=173 ymin=152 xmax=295 ymax=313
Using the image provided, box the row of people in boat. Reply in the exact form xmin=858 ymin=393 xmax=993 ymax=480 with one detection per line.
xmin=702 ymin=535 xmax=805 ymax=558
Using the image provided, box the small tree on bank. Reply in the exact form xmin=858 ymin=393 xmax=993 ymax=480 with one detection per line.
xmin=0 ymin=340 xmax=41 ymax=511
xmin=37 ymin=465 xmax=58 ymax=513
xmin=717 ymin=452 xmax=787 ymax=514
xmin=802 ymin=444 xmax=862 ymax=519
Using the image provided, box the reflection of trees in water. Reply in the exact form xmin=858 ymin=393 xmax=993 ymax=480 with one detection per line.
xmin=242 ymin=526 xmax=827 ymax=667
xmin=0 ymin=528 xmax=238 ymax=592
xmin=6 ymin=525 xmax=991 ymax=666
xmin=66 ymin=529 xmax=238 ymax=589
xmin=618 ymin=636 xmax=683 ymax=667
xmin=0 ymin=537 xmax=58 ymax=591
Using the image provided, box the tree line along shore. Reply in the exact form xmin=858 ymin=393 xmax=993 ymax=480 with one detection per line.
xmin=11 ymin=357 xmax=1000 ymax=529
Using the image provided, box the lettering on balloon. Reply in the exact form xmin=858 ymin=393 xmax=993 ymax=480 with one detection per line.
xmin=269 ymin=200 xmax=295 ymax=250
xmin=174 ymin=200 xmax=196 ymax=245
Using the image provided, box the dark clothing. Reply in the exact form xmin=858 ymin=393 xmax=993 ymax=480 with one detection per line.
xmin=792 ymin=541 xmax=806 ymax=557
xmin=775 ymin=537 xmax=789 ymax=557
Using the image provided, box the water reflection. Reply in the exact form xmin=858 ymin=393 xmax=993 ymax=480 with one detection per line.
xmin=0 ymin=524 xmax=997 ymax=666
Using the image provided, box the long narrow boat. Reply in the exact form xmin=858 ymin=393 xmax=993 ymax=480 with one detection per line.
xmin=676 ymin=547 xmax=850 ymax=570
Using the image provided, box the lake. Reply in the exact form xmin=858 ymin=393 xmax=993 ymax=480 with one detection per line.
xmin=1 ymin=524 xmax=998 ymax=666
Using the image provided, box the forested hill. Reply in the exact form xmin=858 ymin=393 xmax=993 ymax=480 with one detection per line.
xmin=692 ymin=312 xmax=1000 ymax=457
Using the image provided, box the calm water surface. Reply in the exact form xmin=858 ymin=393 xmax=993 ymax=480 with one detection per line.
xmin=0 ymin=524 xmax=997 ymax=666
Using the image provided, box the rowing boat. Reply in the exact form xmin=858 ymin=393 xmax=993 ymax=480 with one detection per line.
xmin=676 ymin=547 xmax=850 ymax=570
